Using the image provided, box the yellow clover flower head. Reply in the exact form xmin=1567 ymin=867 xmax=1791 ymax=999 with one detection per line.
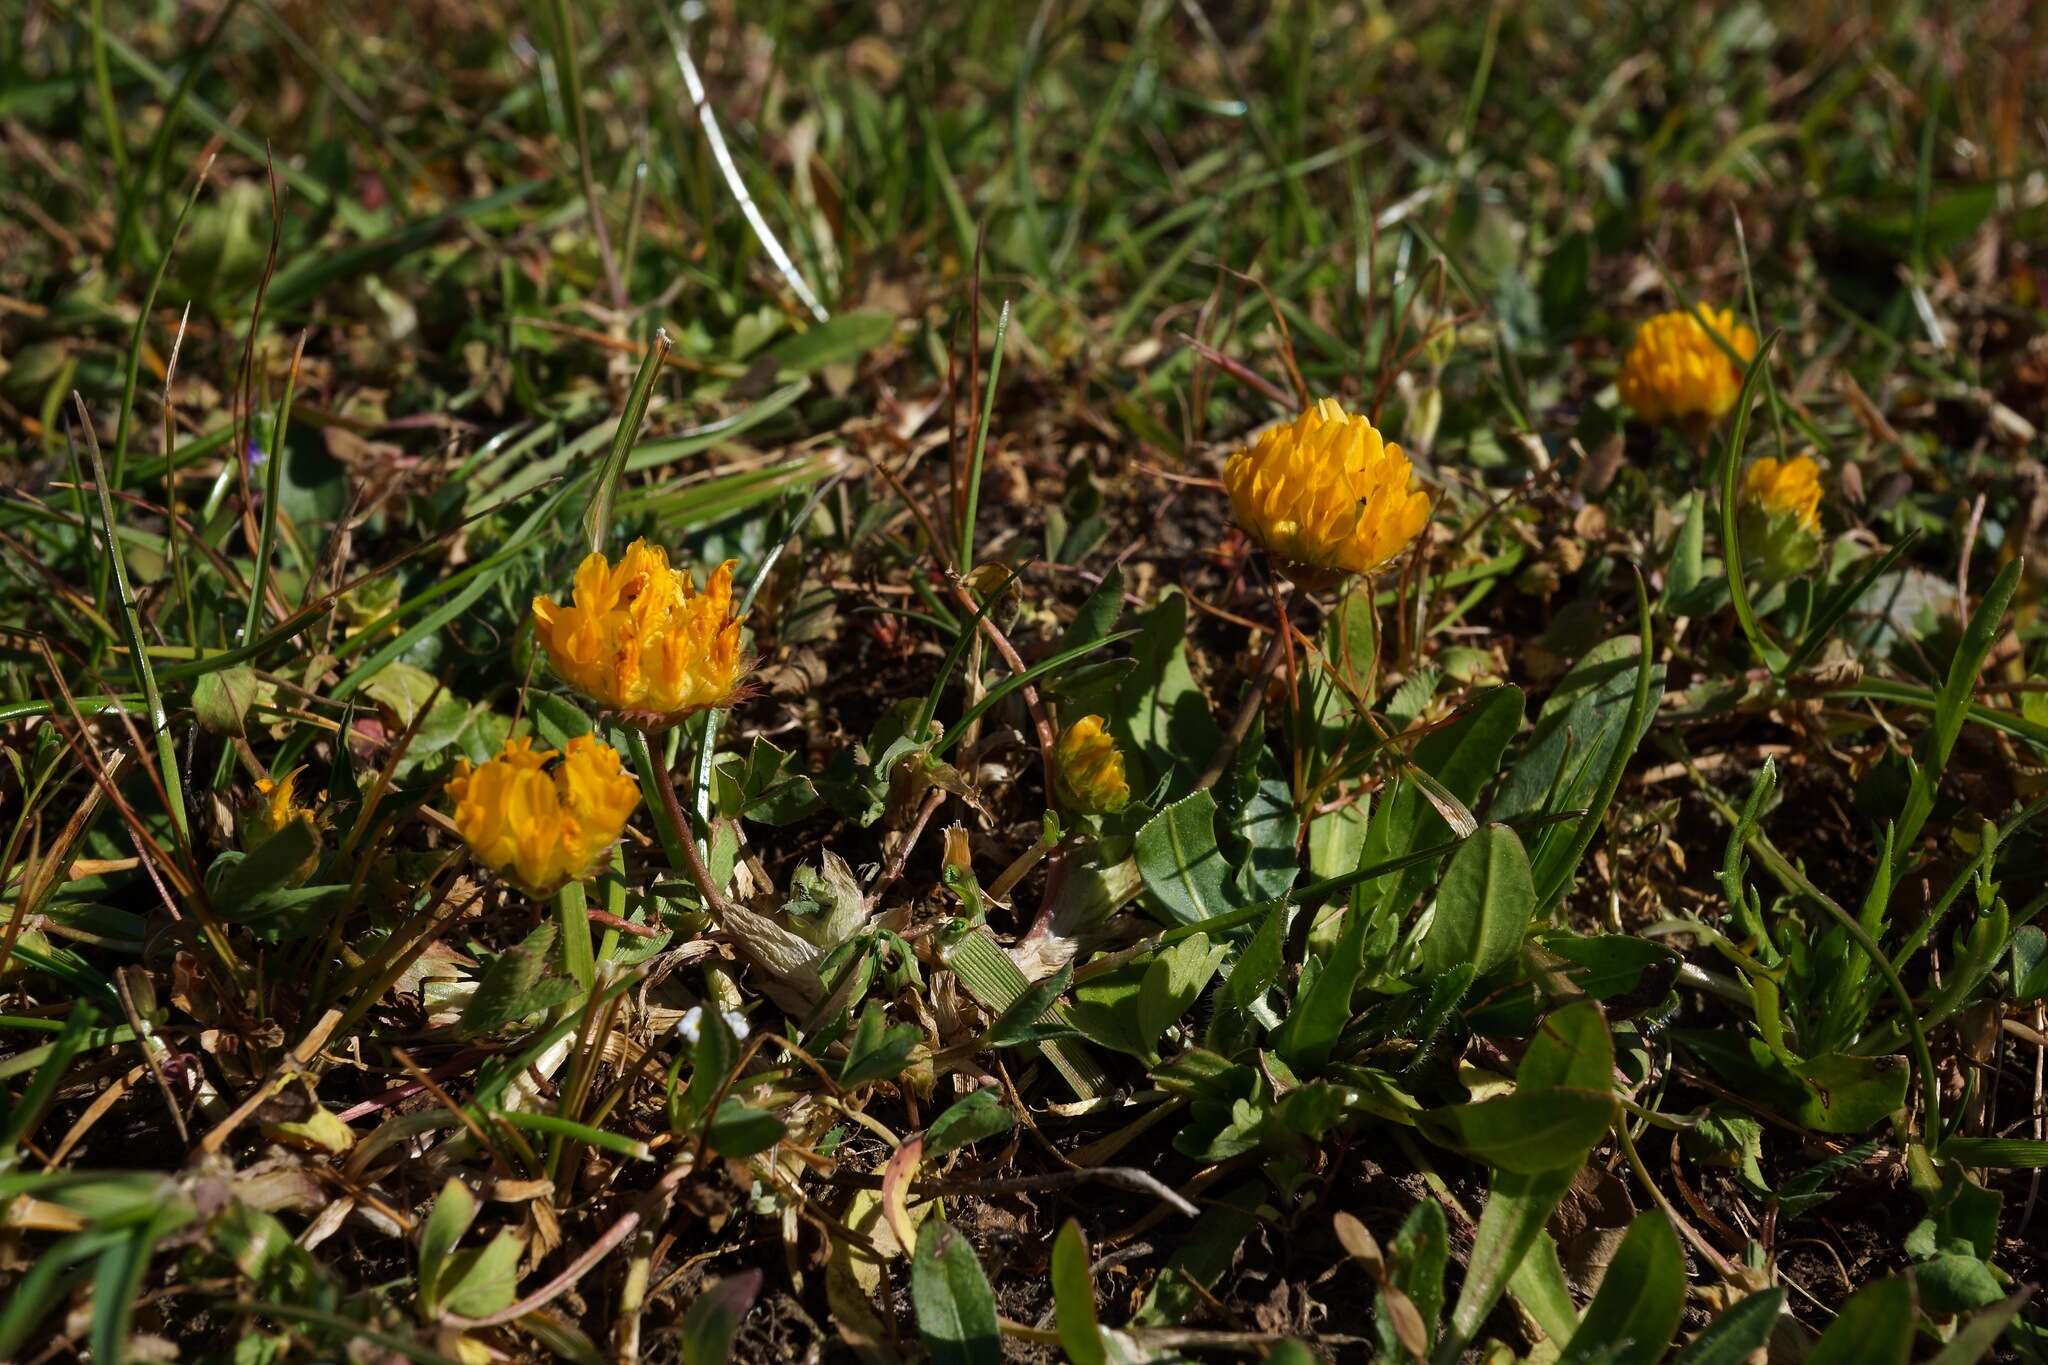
xmin=1223 ymin=398 xmax=1431 ymax=587
xmin=446 ymin=735 xmax=639 ymax=896
xmin=1738 ymin=454 xmax=1826 ymax=581
xmin=1740 ymin=455 xmax=1823 ymax=533
xmin=531 ymin=539 xmax=747 ymax=728
xmin=1054 ymin=715 xmax=1130 ymax=816
xmin=1617 ymin=306 xmax=1759 ymax=424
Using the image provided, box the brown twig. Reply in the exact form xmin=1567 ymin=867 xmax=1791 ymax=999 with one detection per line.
xmin=393 ymin=1045 xmax=517 ymax=1180
xmin=828 ymin=1163 xmax=1199 ymax=1218
xmin=651 ymin=751 xmax=739 ymax=920
xmin=869 ymin=786 xmax=948 ymax=908
xmin=868 ymin=455 xmax=1061 ymax=794
xmin=194 ymin=1007 xmax=343 ymax=1158
xmin=1193 ymin=628 xmax=1291 ymax=792
xmin=588 ymin=907 xmax=662 ymax=939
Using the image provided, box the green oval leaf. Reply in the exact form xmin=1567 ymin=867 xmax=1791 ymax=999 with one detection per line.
xmin=1560 ymin=1211 xmax=1683 ymax=1365
xmin=1419 ymin=823 xmax=1535 ymax=977
xmin=912 ymin=1220 xmax=1002 ymax=1365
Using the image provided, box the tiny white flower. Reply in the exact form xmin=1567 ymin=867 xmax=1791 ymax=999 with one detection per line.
xmin=677 ymin=1005 xmax=750 ymax=1046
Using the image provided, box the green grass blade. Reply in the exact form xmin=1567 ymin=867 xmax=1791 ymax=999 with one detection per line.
xmin=1718 ymin=330 xmax=1784 ymax=673
xmin=73 ymin=397 xmax=187 ymax=842
xmin=1 ymin=1003 xmax=99 ymax=1150
xmin=957 ymin=299 xmax=1009 ymax=570
xmin=1781 ymin=530 xmax=1922 ymax=676
xmin=583 ymin=329 xmax=671 ymax=554
xmin=239 ymin=337 xmax=302 ymax=647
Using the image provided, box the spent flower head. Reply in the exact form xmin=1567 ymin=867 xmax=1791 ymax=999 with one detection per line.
xmin=445 ymin=735 xmax=639 ymax=896
xmin=1054 ymin=715 xmax=1130 ymax=816
xmin=1617 ymin=305 xmax=1759 ymax=425
xmin=1223 ymin=397 xmax=1431 ymax=587
xmin=531 ymin=539 xmax=746 ymax=726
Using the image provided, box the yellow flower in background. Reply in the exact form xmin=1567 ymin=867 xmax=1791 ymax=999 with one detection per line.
xmin=1617 ymin=306 xmax=1759 ymax=424
xmin=1741 ymin=455 xmax=1823 ymax=533
xmin=1223 ymin=398 xmax=1431 ymax=586
xmin=531 ymin=539 xmax=746 ymax=725
xmin=1054 ymin=715 xmax=1130 ymax=816
xmin=446 ymin=735 xmax=639 ymax=895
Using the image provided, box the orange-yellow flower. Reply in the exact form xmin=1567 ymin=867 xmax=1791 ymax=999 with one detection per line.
xmin=248 ymin=766 xmax=309 ymax=847
xmin=531 ymin=539 xmax=745 ymax=725
xmin=446 ymin=735 xmax=638 ymax=895
xmin=1222 ymin=398 xmax=1431 ymax=585
xmin=1054 ymin=715 xmax=1129 ymax=816
xmin=1741 ymin=455 xmax=1823 ymax=533
xmin=1617 ymin=306 xmax=1759 ymax=424
xmin=241 ymin=765 xmax=322 ymax=886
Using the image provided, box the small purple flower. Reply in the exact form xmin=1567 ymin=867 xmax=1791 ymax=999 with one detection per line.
xmin=245 ymin=439 xmax=267 ymax=471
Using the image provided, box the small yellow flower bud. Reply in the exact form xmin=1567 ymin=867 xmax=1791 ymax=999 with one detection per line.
xmin=446 ymin=735 xmax=639 ymax=896
xmin=1222 ymin=398 xmax=1431 ymax=587
xmin=1054 ymin=716 xmax=1130 ymax=816
xmin=531 ymin=539 xmax=746 ymax=727
xmin=1740 ymin=455 xmax=1823 ymax=533
xmin=1617 ymin=306 xmax=1759 ymax=424
xmin=1738 ymin=454 xmax=1826 ymax=581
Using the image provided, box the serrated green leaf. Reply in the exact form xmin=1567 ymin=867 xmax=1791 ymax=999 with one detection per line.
xmin=460 ymin=922 xmax=580 ymax=1037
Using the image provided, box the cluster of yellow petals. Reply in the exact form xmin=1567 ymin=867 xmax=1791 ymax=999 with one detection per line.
xmin=249 ymin=766 xmax=308 ymax=845
xmin=1222 ymin=398 xmax=1431 ymax=585
xmin=446 ymin=735 xmax=639 ymax=895
xmin=1741 ymin=455 xmax=1823 ymax=533
xmin=1617 ymin=306 xmax=1759 ymax=424
xmin=531 ymin=539 xmax=745 ymax=725
xmin=1054 ymin=715 xmax=1130 ymax=816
